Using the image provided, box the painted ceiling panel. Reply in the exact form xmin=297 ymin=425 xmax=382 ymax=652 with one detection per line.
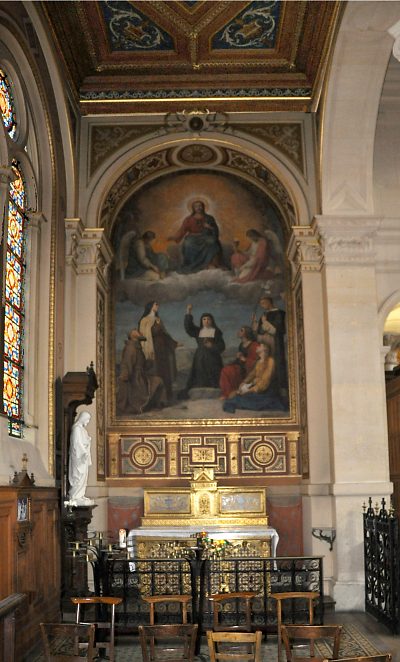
xmin=101 ymin=1 xmax=176 ymax=52
xmin=40 ymin=0 xmax=342 ymax=113
xmin=211 ymin=1 xmax=281 ymax=51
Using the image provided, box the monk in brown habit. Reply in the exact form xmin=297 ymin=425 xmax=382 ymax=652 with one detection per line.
xmin=117 ymin=328 xmax=166 ymax=415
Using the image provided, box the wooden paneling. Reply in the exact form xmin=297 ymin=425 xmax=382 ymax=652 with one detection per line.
xmin=0 ymin=486 xmax=60 ymax=661
xmin=0 ymin=495 xmax=13 ymax=600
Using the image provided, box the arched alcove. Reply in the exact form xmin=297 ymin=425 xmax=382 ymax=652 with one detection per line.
xmin=74 ymin=130 xmax=315 ymax=518
xmin=85 ymin=129 xmax=314 ymax=232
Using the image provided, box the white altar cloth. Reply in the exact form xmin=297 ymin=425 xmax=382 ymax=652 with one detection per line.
xmin=127 ymin=526 xmax=279 ymax=557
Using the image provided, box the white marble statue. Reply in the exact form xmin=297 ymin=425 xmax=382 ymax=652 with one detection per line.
xmin=67 ymin=411 xmax=94 ymax=506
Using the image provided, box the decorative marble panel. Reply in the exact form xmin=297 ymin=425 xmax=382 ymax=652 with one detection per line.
xmin=109 ymin=431 xmax=300 ymax=479
xmin=240 ymin=434 xmax=287 ymax=474
xmin=120 ymin=436 xmax=167 ymax=476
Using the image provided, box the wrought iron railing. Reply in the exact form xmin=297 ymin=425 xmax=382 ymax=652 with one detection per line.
xmin=102 ymin=555 xmax=324 ymax=634
xmin=363 ymin=497 xmax=399 ymax=633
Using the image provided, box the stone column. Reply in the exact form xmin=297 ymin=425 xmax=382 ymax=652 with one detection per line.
xmin=288 ymin=226 xmax=335 ymax=593
xmin=64 ymin=220 xmax=113 ymax=530
xmin=314 ymin=215 xmax=392 ymax=609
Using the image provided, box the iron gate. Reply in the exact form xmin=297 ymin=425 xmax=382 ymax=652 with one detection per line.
xmin=364 ymin=497 xmax=399 ymax=633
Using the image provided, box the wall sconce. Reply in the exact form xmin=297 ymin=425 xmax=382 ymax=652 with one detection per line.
xmin=311 ymin=527 xmax=336 ymax=551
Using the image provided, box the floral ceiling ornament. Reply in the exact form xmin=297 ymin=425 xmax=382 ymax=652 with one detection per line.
xmin=164 ymin=109 xmax=228 ymax=134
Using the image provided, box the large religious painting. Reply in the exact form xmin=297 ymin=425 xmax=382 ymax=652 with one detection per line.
xmin=112 ymin=169 xmax=292 ymax=424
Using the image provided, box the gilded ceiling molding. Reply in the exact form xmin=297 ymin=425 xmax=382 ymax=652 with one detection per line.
xmin=80 ymin=87 xmax=310 ymax=102
xmin=153 ymin=0 xmax=228 ymax=37
xmin=43 ymin=1 xmax=341 ymax=114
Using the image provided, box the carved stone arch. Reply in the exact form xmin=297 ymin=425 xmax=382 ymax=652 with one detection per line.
xmin=321 ymin=2 xmax=400 ymax=215
xmin=21 ymin=2 xmax=75 ymax=218
xmin=86 ymin=132 xmax=312 ymax=237
xmin=0 ymin=15 xmax=54 ymax=215
xmin=379 ymin=290 xmax=400 ymax=335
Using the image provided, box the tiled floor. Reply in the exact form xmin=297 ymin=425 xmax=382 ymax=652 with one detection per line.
xmin=30 ymin=610 xmax=400 ymax=661
xmin=112 ymin=612 xmax=400 ymax=661
xmin=328 ymin=611 xmax=400 ymax=661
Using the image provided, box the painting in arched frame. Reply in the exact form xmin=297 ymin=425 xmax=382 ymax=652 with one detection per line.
xmin=112 ymin=169 xmax=292 ymax=423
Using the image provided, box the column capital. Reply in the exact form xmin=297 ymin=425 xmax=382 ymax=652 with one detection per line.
xmin=287 ymin=225 xmax=323 ymax=281
xmin=65 ymin=220 xmax=114 ymax=283
xmin=65 ymin=218 xmax=84 ymax=263
xmin=313 ymin=215 xmax=381 ymax=266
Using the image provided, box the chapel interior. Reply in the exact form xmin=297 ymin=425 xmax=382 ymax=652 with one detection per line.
xmin=1 ymin=1 xmax=400 ymax=660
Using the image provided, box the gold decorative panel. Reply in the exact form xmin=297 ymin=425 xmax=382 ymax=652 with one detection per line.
xmin=141 ymin=468 xmax=268 ymax=528
xmin=181 ymin=436 xmax=226 ymax=475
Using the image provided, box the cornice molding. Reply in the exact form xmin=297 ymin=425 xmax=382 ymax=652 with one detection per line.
xmin=313 ymin=215 xmax=381 ymax=266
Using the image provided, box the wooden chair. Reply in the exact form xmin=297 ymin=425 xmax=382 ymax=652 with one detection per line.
xmin=139 ymin=623 xmax=198 ymax=662
xmin=40 ymin=622 xmax=96 ymax=661
xmin=71 ymin=596 xmax=122 ymax=662
xmin=208 ymin=591 xmax=258 ymax=632
xmin=327 ymin=657 xmax=392 ymax=662
xmin=207 ymin=630 xmax=263 ymax=662
xmin=142 ymin=594 xmax=192 ymax=624
xmin=281 ymin=624 xmax=342 ymax=662
xmin=270 ymin=591 xmax=320 ymax=660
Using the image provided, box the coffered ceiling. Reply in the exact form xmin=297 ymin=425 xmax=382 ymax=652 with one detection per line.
xmin=41 ymin=0 xmax=342 ymax=114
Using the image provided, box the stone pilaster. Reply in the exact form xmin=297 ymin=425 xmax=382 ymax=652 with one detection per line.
xmin=64 ymin=220 xmax=113 ymax=531
xmin=313 ymin=214 xmax=391 ymax=609
xmin=288 ymin=225 xmax=333 ymax=592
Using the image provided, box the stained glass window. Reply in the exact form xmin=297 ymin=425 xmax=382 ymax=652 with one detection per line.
xmin=0 ymin=69 xmax=16 ymax=140
xmin=3 ymin=159 xmax=26 ymax=435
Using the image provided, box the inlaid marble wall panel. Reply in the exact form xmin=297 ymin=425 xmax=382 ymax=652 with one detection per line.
xmin=108 ymin=431 xmax=300 ymax=480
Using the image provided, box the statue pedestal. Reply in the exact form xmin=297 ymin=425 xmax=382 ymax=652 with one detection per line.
xmin=62 ymin=504 xmax=96 ymax=608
